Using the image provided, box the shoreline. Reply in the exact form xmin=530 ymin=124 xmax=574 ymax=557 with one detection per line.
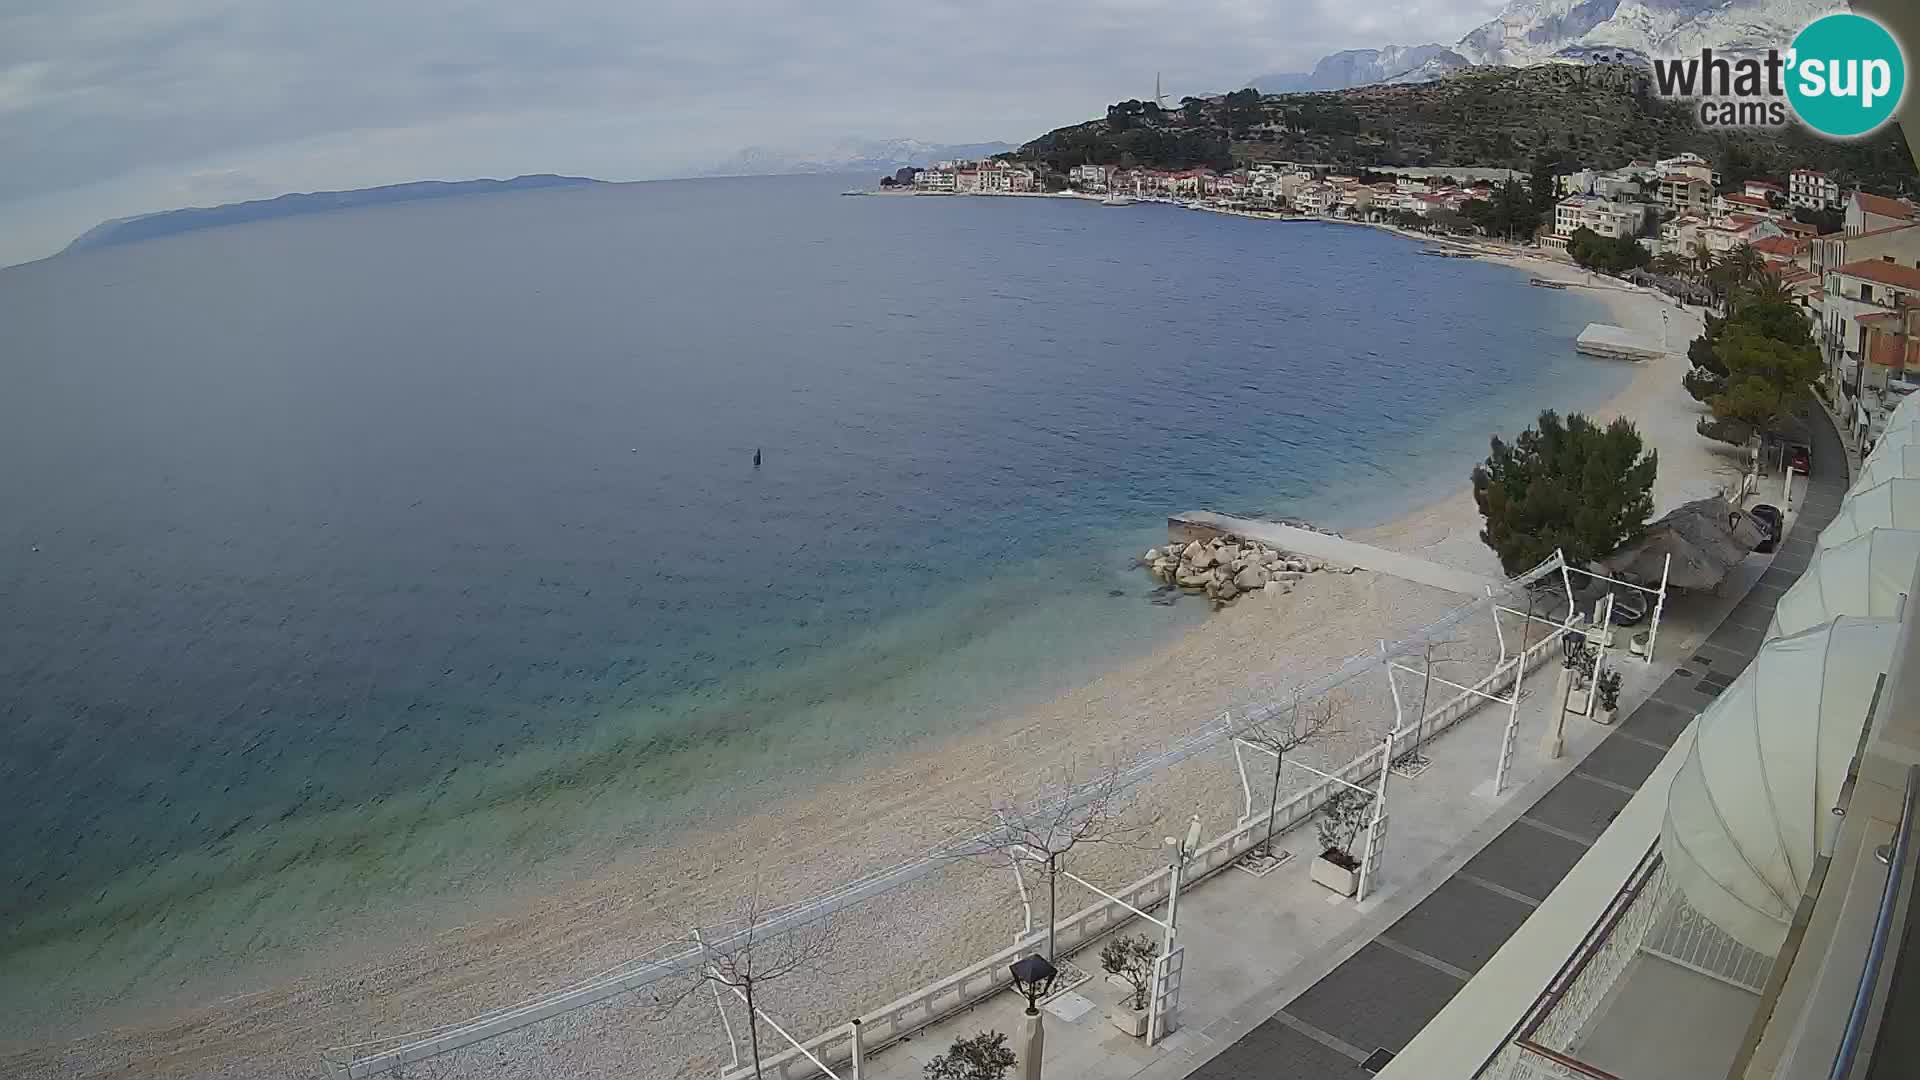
xmin=2 ymin=224 xmax=1733 ymax=1080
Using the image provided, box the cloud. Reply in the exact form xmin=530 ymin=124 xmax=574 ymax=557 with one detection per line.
xmin=0 ymin=0 xmax=1504 ymax=265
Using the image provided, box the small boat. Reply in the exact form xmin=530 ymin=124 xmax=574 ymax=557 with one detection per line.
xmin=1100 ymin=195 xmax=1136 ymax=206
xmin=840 ymin=188 xmax=872 ymax=196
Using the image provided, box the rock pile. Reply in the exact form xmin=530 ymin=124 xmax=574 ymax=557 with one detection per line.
xmin=1141 ymin=537 xmax=1354 ymax=606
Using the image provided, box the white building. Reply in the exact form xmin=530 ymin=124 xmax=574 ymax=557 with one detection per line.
xmin=912 ymin=169 xmax=955 ymax=193
xmin=1847 ymin=190 xmax=1918 ymax=235
xmin=1790 ymin=168 xmax=1842 ymax=210
xmin=1068 ymin=164 xmax=1110 ymax=191
xmin=1551 ymin=195 xmax=1648 ymax=242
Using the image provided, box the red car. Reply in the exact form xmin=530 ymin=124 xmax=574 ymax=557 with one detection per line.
xmin=1789 ymin=445 xmax=1811 ymax=473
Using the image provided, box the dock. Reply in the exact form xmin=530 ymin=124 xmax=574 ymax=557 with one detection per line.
xmin=1167 ymin=512 xmax=1502 ymax=596
xmin=1575 ymin=322 xmax=1664 ymax=362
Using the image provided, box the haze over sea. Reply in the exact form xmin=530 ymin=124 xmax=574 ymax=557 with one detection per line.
xmin=0 ymin=173 xmax=1622 ymax=1021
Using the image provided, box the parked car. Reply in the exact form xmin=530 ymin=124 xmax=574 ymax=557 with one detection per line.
xmin=1606 ymin=589 xmax=1649 ymax=626
xmin=1789 ymin=445 xmax=1811 ymax=474
xmin=1750 ymin=503 xmax=1783 ymax=553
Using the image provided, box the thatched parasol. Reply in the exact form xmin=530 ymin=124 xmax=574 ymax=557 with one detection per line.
xmin=1604 ymin=497 xmax=1766 ymax=591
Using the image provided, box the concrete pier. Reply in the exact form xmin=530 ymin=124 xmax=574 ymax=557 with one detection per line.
xmin=1168 ymin=512 xmax=1500 ymax=597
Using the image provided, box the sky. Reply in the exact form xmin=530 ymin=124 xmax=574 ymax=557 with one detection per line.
xmin=0 ymin=0 xmax=1509 ymax=266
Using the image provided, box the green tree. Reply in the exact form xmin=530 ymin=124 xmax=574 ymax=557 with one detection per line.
xmin=1720 ymin=242 xmax=1765 ymax=285
xmin=1471 ymin=411 xmax=1659 ymax=575
xmin=1708 ymin=324 xmax=1821 ymax=434
xmin=925 ymin=1031 xmax=1018 ymax=1080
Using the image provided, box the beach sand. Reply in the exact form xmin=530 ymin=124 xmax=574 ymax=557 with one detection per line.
xmin=0 ymin=252 xmax=1742 ymax=1080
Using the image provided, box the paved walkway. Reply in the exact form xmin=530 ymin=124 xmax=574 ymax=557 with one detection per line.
xmin=1169 ymin=513 xmax=1501 ymax=597
xmin=1177 ymin=405 xmax=1848 ymax=1079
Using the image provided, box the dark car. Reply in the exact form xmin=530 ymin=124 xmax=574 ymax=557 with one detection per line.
xmin=1789 ymin=445 xmax=1811 ymax=474
xmin=1607 ymin=589 xmax=1649 ymax=626
xmin=1750 ymin=503 xmax=1783 ymax=553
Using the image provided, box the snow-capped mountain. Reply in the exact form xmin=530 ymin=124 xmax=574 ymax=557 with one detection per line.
xmin=1252 ymin=44 xmax=1466 ymax=93
xmin=1257 ymin=0 xmax=1841 ymax=93
xmin=702 ymin=139 xmax=1016 ymax=177
xmin=1453 ymin=0 xmax=1839 ymax=67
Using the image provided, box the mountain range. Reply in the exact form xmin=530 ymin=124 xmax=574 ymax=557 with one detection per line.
xmin=700 ymin=139 xmax=1017 ymax=178
xmin=63 ymin=175 xmax=601 ymax=254
xmin=1252 ymin=0 xmax=1839 ymax=93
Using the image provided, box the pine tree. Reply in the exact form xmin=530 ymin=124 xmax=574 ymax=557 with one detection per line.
xmin=1471 ymin=411 xmax=1658 ymax=575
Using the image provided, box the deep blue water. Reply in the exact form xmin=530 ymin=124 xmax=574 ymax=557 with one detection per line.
xmin=0 ymin=174 xmax=1619 ymax=995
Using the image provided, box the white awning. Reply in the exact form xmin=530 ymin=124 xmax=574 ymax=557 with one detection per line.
xmin=1849 ymin=444 xmax=1920 ymax=494
xmin=1820 ymin=478 xmax=1920 ymax=549
xmin=1661 ymin=617 xmax=1900 ymax=955
xmin=1859 ymin=422 xmax=1920 ymax=486
xmin=1768 ymin=528 xmax=1920 ymax=638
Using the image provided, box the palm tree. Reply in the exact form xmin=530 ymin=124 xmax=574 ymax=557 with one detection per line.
xmin=1651 ymin=252 xmax=1688 ymax=277
xmin=1689 ymin=237 xmax=1717 ymax=275
xmin=1722 ymin=242 xmax=1765 ymax=284
xmin=1742 ymin=268 xmax=1795 ymax=308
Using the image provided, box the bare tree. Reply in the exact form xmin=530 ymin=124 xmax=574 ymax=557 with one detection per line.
xmin=1404 ymin=638 xmax=1473 ymax=762
xmin=950 ymin=762 xmax=1145 ymax=964
xmin=1235 ymin=690 xmax=1345 ymax=860
xmin=652 ymin=884 xmax=839 ymax=1080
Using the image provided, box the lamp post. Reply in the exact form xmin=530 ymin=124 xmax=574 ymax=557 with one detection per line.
xmin=1009 ymin=953 xmax=1057 ymax=1080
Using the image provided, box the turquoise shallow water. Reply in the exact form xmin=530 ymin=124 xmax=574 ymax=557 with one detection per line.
xmin=0 ymin=175 xmax=1623 ymax=1010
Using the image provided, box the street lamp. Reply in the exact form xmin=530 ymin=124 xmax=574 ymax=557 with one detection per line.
xmin=1009 ymin=953 xmax=1057 ymax=1080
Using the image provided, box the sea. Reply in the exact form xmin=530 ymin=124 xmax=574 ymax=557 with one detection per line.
xmin=0 ymin=173 xmax=1624 ymax=1020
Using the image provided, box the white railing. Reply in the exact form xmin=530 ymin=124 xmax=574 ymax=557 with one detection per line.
xmin=326 ymin=555 xmax=1574 ymax=1078
xmin=1642 ymin=889 xmax=1772 ymax=992
xmin=729 ymin=622 xmax=1575 ymax=1080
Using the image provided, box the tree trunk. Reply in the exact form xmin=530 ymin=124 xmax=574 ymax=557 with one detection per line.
xmin=745 ymin=981 xmax=762 ymax=1080
xmin=1046 ymin=853 xmax=1058 ymax=964
xmin=1263 ymin=749 xmax=1284 ymax=856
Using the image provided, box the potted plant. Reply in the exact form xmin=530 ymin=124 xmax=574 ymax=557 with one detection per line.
xmin=1310 ymin=788 xmax=1373 ymax=897
xmin=1595 ymin=668 xmax=1623 ymax=724
xmin=1562 ymin=640 xmax=1598 ymax=716
xmin=1098 ymin=934 xmax=1160 ymax=1037
xmin=925 ymin=1030 xmax=1017 ymax=1080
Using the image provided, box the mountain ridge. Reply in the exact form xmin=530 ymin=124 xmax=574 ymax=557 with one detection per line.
xmin=63 ymin=174 xmax=601 ymax=254
xmin=701 ymin=139 xmax=1017 ymax=178
xmin=1254 ymin=0 xmax=1839 ymax=94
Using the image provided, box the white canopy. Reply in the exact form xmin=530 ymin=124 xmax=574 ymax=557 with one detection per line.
xmin=1768 ymin=528 xmax=1920 ymax=638
xmin=1849 ymin=444 xmax=1920 ymax=495
xmin=1819 ymin=478 xmax=1920 ymax=549
xmin=1860 ymin=421 xmax=1920 ymax=484
xmin=1661 ymin=617 xmax=1900 ymax=955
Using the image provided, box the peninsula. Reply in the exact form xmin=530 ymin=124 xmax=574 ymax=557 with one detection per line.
xmin=62 ymin=174 xmax=602 ymax=254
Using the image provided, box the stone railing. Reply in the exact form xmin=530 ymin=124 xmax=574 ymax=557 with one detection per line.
xmin=726 ymin=625 xmax=1573 ymax=1080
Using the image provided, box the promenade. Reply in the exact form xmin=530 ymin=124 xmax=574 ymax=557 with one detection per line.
xmin=858 ymin=412 xmax=1843 ymax=1080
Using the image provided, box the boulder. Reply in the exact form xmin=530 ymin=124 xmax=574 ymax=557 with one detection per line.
xmin=1262 ymin=580 xmax=1287 ymax=595
xmin=1176 ymin=569 xmax=1211 ymax=589
xmin=1181 ymin=540 xmax=1206 ymax=563
xmin=1234 ymin=565 xmax=1268 ymax=589
xmin=1142 ymin=547 xmax=1161 ymax=563
xmin=1216 ymin=579 xmax=1239 ymax=601
xmin=1272 ymin=570 xmax=1305 ymax=582
xmin=1187 ymin=545 xmax=1216 ymax=571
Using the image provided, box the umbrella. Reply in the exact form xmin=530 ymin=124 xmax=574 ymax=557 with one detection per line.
xmin=1605 ymin=497 xmax=1765 ymax=591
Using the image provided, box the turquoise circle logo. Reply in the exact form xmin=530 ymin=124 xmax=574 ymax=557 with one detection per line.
xmin=1786 ymin=13 xmax=1906 ymax=138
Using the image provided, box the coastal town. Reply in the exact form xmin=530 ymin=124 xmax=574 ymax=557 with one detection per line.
xmin=887 ymin=151 xmax=1920 ymax=461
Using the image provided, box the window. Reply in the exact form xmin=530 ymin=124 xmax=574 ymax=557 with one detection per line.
xmin=1863 ymin=284 xmax=1876 ymax=303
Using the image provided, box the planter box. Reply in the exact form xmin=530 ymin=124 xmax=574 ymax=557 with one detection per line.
xmin=1566 ymin=688 xmax=1591 ymax=716
xmin=1109 ymin=1003 xmax=1149 ymax=1037
xmin=1310 ymin=853 xmax=1359 ymax=897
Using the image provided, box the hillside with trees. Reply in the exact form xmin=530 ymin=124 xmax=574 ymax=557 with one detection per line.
xmin=1013 ymin=64 xmax=1914 ymax=196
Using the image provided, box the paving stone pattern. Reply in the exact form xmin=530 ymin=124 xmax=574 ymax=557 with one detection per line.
xmin=1183 ymin=405 xmax=1847 ymax=1078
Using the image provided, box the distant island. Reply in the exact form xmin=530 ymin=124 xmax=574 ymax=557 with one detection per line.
xmin=62 ymin=174 xmax=603 ymax=254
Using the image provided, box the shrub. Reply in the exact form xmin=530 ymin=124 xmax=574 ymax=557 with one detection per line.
xmin=925 ymin=1031 xmax=1018 ymax=1080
